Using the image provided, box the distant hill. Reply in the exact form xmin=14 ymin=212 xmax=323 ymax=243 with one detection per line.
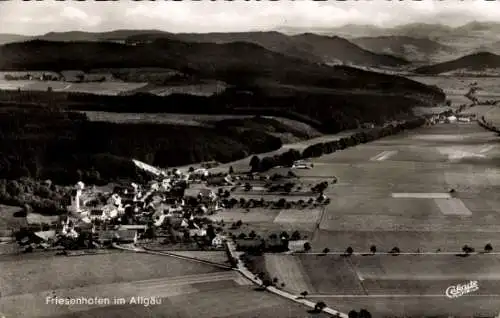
xmin=277 ymin=22 xmax=500 ymax=53
xmin=34 ymin=30 xmax=169 ymax=42
xmin=276 ymin=23 xmax=455 ymax=39
xmin=0 ymin=30 xmax=408 ymax=68
xmin=351 ymin=36 xmax=457 ymax=63
xmin=126 ymin=31 xmax=409 ymax=67
xmin=0 ymin=39 xmax=343 ymax=86
xmin=414 ymin=52 xmax=500 ymax=75
xmin=0 ymin=34 xmax=30 ymax=45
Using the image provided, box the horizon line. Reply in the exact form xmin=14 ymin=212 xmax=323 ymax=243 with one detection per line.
xmin=4 ymin=19 xmax=500 ymax=37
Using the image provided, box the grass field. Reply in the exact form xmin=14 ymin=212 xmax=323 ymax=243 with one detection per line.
xmin=42 ymin=285 xmax=331 ymax=318
xmin=0 ymin=80 xmax=147 ymax=95
xmin=264 ymin=254 xmax=314 ymax=295
xmin=163 ymin=251 xmax=230 ymax=265
xmin=260 ymin=254 xmax=500 ymax=317
xmin=0 ymin=251 xmax=223 ymax=297
xmin=278 ymin=123 xmax=500 ymax=255
xmin=248 ymin=120 xmax=500 ymax=316
xmin=83 ymin=112 xmax=256 ymax=126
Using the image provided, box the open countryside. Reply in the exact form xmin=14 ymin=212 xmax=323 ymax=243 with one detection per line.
xmin=4 ymin=3 xmax=500 ymax=318
xmin=245 ymin=122 xmax=500 ymax=317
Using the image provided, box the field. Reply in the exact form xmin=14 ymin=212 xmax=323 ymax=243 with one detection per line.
xmin=287 ymin=123 xmax=500 ymax=253
xmin=45 ymin=285 xmax=331 ymax=318
xmin=0 ymin=79 xmax=148 ymax=95
xmin=264 ymin=254 xmax=314 ymax=294
xmin=261 ymin=254 xmax=500 ymax=317
xmin=0 ymin=250 xmax=329 ymax=318
xmin=0 ymin=251 xmax=223 ymax=297
xmin=1 ymin=251 xmax=335 ymax=318
xmin=83 ymin=112 xmax=257 ymax=126
xmin=209 ymin=208 xmax=318 ymax=237
xmin=158 ymin=251 xmax=230 ymax=265
xmin=244 ymin=121 xmax=500 ymax=317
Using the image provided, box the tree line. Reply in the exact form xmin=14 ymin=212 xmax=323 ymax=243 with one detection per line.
xmin=250 ymin=117 xmax=427 ymax=172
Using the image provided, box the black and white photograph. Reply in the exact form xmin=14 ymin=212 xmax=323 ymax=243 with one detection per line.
xmin=1 ymin=0 xmax=500 ymax=317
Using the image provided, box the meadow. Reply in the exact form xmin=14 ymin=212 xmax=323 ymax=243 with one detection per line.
xmin=0 ymin=80 xmax=148 ymax=95
xmin=0 ymin=251 xmax=224 ymax=297
xmin=293 ymin=123 xmax=500 ymax=253
xmin=261 ymin=253 xmax=500 ymax=317
xmin=44 ymin=285 xmax=331 ymax=318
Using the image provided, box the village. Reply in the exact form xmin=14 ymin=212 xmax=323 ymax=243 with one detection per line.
xmin=13 ymin=158 xmax=333 ymax=256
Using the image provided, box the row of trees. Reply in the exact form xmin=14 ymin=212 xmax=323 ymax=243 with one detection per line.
xmin=221 ymin=196 xmax=328 ymax=210
xmin=316 ymin=243 xmax=494 ymax=256
xmin=250 ymin=117 xmax=427 ymax=172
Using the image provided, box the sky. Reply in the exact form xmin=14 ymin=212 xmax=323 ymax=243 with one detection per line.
xmin=1 ymin=0 xmax=500 ymax=35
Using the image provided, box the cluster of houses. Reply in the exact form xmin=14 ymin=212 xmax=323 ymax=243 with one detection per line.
xmin=426 ymin=113 xmax=475 ymax=126
xmin=3 ymin=71 xmax=113 ymax=83
xmin=17 ymin=162 xmax=236 ymax=252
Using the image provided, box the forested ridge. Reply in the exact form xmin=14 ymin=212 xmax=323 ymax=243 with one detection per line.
xmin=0 ymin=106 xmax=282 ymax=185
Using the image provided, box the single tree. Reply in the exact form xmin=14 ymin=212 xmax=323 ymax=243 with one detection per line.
xmin=390 ymin=246 xmax=400 ymax=255
xmin=348 ymin=310 xmax=359 ymax=318
xmin=462 ymin=244 xmax=474 ymax=255
xmin=304 ymin=242 xmax=312 ymax=252
xmin=359 ymin=309 xmax=372 ymax=318
xmin=370 ymin=245 xmax=377 ymax=255
xmin=229 ymin=166 xmax=234 ymax=174
xmin=281 ymin=283 xmax=285 ymax=288
xmin=485 ymin=243 xmax=493 ymax=253
xmin=280 ymin=231 xmax=290 ymax=240
xmin=314 ymin=301 xmax=327 ymax=312
xmin=238 ymin=233 xmax=246 ymax=239
xmin=249 ymin=156 xmax=261 ymax=172
xmin=345 ymin=246 xmax=354 ymax=256
xmin=249 ymin=230 xmax=257 ymax=239
xmin=261 ymin=279 xmax=272 ymax=288
xmin=272 ymin=277 xmax=278 ymax=284
xmin=300 ymin=291 xmax=308 ymax=298
xmin=322 ymin=247 xmax=330 ymax=254
xmin=291 ymin=230 xmax=301 ymax=240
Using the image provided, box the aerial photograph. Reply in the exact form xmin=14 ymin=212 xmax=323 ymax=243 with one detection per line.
xmin=1 ymin=0 xmax=500 ymax=317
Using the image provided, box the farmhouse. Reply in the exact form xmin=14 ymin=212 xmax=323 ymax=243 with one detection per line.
xmin=96 ymin=230 xmax=115 ymax=245
xmin=288 ymin=240 xmax=310 ymax=253
xmin=118 ymin=224 xmax=147 ymax=234
xmin=212 ymin=235 xmax=224 ymax=247
xmin=189 ymin=228 xmax=207 ymax=237
xmin=115 ymin=230 xmax=138 ymax=244
xmin=61 ymin=70 xmax=85 ymax=82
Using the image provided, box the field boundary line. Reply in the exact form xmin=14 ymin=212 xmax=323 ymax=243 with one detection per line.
xmin=306 ymin=294 xmax=500 ymax=298
xmin=113 ymin=243 xmax=233 ymax=270
xmin=344 ymin=257 xmax=368 ymax=295
xmin=290 ymin=252 xmax=500 ymax=255
xmin=224 ymin=240 xmax=349 ymax=318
